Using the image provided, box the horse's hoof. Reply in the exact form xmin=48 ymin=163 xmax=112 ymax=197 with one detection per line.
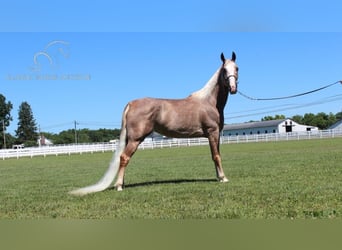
xmin=116 ymin=186 xmax=123 ymax=191
xmin=219 ymin=177 xmax=229 ymax=183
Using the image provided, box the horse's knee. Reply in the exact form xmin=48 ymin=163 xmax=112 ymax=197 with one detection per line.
xmin=212 ymin=154 xmax=221 ymax=163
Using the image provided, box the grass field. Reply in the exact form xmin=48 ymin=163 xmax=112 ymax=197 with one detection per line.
xmin=0 ymin=138 xmax=341 ymax=219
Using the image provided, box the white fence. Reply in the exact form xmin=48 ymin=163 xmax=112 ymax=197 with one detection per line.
xmin=0 ymin=143 xmax=116 ymax=160
xmin=1 ymin=129 xmax=341 ymax=160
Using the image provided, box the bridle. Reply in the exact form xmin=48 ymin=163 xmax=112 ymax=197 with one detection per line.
xmin=227 ymin=74 xmax=237 ymax=82
xmin=220 ymin=62 xmax=238 ymax=92
xmin=223 ymin=74 xmax=238 ymax=92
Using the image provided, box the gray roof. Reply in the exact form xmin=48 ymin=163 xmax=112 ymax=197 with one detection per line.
xmin=328 ymin=119 xmax=342 ymax=130
xmin=223 ymin=119 xmax=286 ymax=131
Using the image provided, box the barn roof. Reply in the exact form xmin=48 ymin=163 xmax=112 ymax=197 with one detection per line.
xmin=223 ymin=119 xmax=286 ymax=131
xmin=328 ymin=119 xmax=342 ymax=130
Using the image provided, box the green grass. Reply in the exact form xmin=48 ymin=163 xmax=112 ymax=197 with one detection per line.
xmin=0 ymin=138 xmax=341 ymax=219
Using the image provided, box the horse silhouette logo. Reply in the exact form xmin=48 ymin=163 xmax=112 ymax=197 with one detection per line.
xmin=30 ymin=40 xmax=70 ymax=72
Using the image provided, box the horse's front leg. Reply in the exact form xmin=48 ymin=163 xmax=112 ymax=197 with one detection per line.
xmin=208 ymin=133 xmax=229 ymax=183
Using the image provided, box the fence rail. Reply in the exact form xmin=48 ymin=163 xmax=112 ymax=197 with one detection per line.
xmin=1 ymin=129 xmax=341 ymax=160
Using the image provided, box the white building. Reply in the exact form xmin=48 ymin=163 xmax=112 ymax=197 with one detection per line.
xmin=38 ymin=135 xmax=53 ymax=146
xmin=223 ymin=119 xmax=319 ymax=136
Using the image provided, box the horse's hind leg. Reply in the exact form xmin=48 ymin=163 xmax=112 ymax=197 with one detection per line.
xmin=114 ymin=140 xmax=140 ymax=191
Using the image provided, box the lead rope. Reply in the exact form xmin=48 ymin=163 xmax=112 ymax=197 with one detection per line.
xmin=238 ymin=80 xmax=342 ymax=101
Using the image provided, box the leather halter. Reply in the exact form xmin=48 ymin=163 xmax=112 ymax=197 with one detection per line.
xmin=224 ymin=74 xmax=238 ymax=89
xmin=227 ymin=74 xmax=237 ymax=81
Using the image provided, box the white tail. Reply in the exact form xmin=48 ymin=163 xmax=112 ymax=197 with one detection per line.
xmin=69 ymin=105 xmax=129 ymax=196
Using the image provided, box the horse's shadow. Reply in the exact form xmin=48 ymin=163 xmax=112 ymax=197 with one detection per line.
xmin=108 ymin=178 xmax=217 ymax=190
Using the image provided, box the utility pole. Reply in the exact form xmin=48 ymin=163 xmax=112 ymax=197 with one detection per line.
xmin=74 ymin=120 xmax=78 ymax=144
xmin=2 ymin=120 xmax=6 ymax=149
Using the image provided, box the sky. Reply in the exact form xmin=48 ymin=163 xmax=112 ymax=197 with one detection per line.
xmin=1 ymin=1 xmax=342 ymax=135
xmin=1 ymin=0 xmax=342 ymax=32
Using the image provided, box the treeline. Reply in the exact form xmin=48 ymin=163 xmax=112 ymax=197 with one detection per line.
xmin=41 ymin=128 xmax=121 ymax=145
xmin=1 ymin=128 xmax=121 ymax=149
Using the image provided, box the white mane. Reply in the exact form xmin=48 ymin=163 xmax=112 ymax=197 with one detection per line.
xmin=191 ymin=68 xmax=221 ymax=99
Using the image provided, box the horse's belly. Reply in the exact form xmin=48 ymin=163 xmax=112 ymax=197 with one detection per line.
xmin=154 ymin=124 xmax=204 ymax=138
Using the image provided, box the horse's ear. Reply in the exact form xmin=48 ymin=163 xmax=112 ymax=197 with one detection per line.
xmin=220 ymin=53 xmax=225 ymax=63
xmin=231 ymin=51 xmax=236 ymax=62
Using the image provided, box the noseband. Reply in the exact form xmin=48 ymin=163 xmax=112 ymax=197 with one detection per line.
xmin=223 ymin=74 xmax=238 ymax=90
xmin=227 ymin=74 xmax=237 ymax=82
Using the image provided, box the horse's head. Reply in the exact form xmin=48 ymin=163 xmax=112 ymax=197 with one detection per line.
xmin=220 ymin=52 xmax=238 ymax=94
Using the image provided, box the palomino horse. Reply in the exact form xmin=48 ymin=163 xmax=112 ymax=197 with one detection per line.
xmin=70 ymin=52 xmax=238 ymax=195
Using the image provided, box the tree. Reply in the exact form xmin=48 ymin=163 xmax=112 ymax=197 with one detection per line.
xmin=53 ymin=130 xmax=74 ymax=144
xmin=16 ymin=102 xmax=38 ymax=146
xmin=261 ymin=114 xmax=285 ymax=121
xmin=0 ymin=94 xmax=13 ymax=149
xmin=291 ymin=115 xmax=303 ymax=124
xmin=88 ymin=128 xmax=121 ymax=142
xmin=335 ymin=111 xmax=342 ymax=121
xmin=49 ymin=128 xmax=121 ymax=145
xmin=302 ymin=113 xmax=315 ymax=127
xmin=327 ymin=112 xmax=337 ymax=128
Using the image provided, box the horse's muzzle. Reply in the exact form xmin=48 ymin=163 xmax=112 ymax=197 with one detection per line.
xmin=229 ymin=85 xmax=237 ymax=94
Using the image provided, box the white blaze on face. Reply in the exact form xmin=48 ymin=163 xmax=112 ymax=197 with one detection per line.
xmin=229 ymin=77 xmax=237 ymax=94
xmin=225 ymin=61 xmax=238 ymax=94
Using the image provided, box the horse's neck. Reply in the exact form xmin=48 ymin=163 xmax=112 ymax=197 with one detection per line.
xmin=191 ymin=67 xmax=228 ymax=129
xmin=191 ymin=67 xmax=228 ymax=108
xmin=216 ymin=80 xmax=229 ymax=125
